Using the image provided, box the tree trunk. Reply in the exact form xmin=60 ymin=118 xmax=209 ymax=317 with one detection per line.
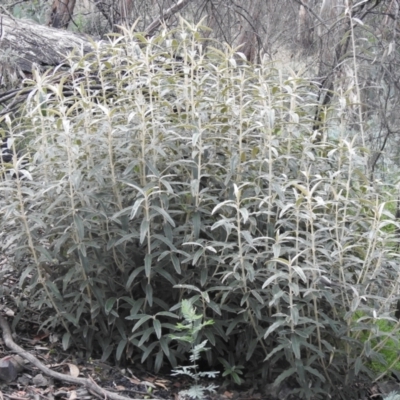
xmin=48 ymin=0 xmax=77 ymax=29
xmin=298 ymin=0 xmax=313 ymax=47
xmin=118 ymin=0 xmax=134 ymax=28
xmin=236 ymin=1 xmax=263 ymax=63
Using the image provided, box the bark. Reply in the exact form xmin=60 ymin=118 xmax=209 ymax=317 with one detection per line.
xmin=0 ymin=0 xmax=192 ymax=78
xmin=297 ymin=0 xmax=313 ymax=47
xmin=48 ymin=0 xmax=77 ymax=29
xmin=235 ymin=1 xmax=262 ymax=63
xmin=0 ymin=13 xmax=93 ymax=76
xmin=118 ymin=0 xmax=134 ymax=28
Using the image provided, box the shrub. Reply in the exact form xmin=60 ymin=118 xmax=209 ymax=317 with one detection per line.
xmin=353 ymin=311 xmax=400 ymax=375
xmin=384 ymin=392 xmax=400 ymax=400
xmin=1 ymin=20 xmax=400 ymax=399
xmin=170 ymin=299 xmax=219 ymax=399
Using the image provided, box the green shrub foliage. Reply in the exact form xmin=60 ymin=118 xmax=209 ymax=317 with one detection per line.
xmin=1 ymin=20 xmax=400 ymax=399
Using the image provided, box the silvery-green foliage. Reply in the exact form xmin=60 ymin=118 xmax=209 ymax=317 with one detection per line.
xmin=383 ymin=393 xmax=400 ymax=400
xmin=171 ymin=300 xmax=219 ymax=399
xmin=1 ymin=19 xmax=400 ymax=399
xmin=177 ymin=384 xmax=219 ymax=400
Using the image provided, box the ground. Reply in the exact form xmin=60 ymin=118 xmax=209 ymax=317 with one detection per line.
xmin=1 ymin=257 xmax=400 ymax=400
xmin=0 ymin=314 xmax=269 ymax=400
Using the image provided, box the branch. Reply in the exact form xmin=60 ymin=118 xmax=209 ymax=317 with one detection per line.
xmin=145 ymin=0 xmax=192 ymax=36
xmin=0 ymin=314 xmax=155 ymax=400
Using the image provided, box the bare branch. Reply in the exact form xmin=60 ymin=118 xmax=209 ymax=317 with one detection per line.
xmin=145 ymin=0 xmax=192 ymax=36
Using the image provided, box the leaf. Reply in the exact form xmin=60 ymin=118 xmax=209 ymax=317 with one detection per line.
xmin=144 ymin=254 xmax=152 ymax=278
xmin=105 ymin=297 xmax=116 ymax=315
xmin=204 ymin=329 xmax=216 ymax=346
xmin=62 ymin=267 xmax=75 ymax=293
xmin=351 ymin=297 xmax=360 ymax=312
xmin=273 ymin=367 xmax=296 ymax=387
xmin=101 ymin=345 xmax=114 ymax=362
xmin=264 ymin=320 xmax=286 ymax=339
xmin=291 ymin=334 xmax=301 ymax=359
xmin=171 ymin=254 xmax=181 ymax=274
xmin=232 ymin=372 xmax=243 ymax=385
xmin=159 ymin=337 xmax=170 ymax=357
xmin=62 ymin=332 xmax=71 ymax=351
xmin=200 ymin=267 xmax=208 ymax=287
xmin=19 ymin=264 xmax=34 ymax=287
xmin=131 ymin=315 xmax=152 ymax=333
xmin=246 ymin=339 xmax=258 ymax=361
xmin=151 ymin=205 xmax=176 ymax=227
xmin=153 ymin=319 xmax=162 ymax=339
xmin=354 ymin=357 xmax=362 ymax=376
xmin=67 ymin=363 xmax=80 ymax=378
xmin=140 ymin=219 xmax=149 ymax=244
xmin=173 ymin=284 xmax=202 ymax=293
xmin=141 ymin=342 xmax=158 ymax=363
xmin=46 ymin=281 xmax=63 ymax=301
xmin=193 ymin=248 xmax=203 ymax=266
xmin=272 ymin=243 xmax=281 ymax=258
xmin=250 ymin=289 xmax=264 ymax=305
xmin=226 ymin=318 xmax=241 ymax=336
xmin=126 ymin=267 xmax=145 ymax=290
xmin=154 ymin=266 xmax=176 ymax=285
xmin=155 ymin=311 xmax=179 ymax=319
xmin=352 ymin=17 xmax=364 ymax=26
xmin=207 ymin=300 xmax=221 ymax=316
xmin=211 ymin=200 xmax=235 ymax=214
xmin=264 ymin=344 xmax=288 ymax=361
xmin=241 ymin=230 xmax=253 ymax=245
xmin=73 ymin=214 xmax=85 ymax=240
xmin=193 ymin=211 xmax=201 ymax=239
xmin=153 ymin=234 xmax=177 ymax=251
xmin=154 ymin=350 xmax=164 ymax=372
xmin=262 ymin=272 xmax=288 ymax=289
xmin=138 ymin=327 xmax=156 ymax=347
xmin=116 ymin=339 xmax=127 ymax=361
xmin=239 ymin=207 xmax=249 ymax=223
xmin=290 ymin=182 xmax=310 ymax=196
xmin=145 ymin=283 xmax=153 ymax=306
xmin=35 ymin=246 xmax=54 ymax=262
xmin=304 ymin=365 xmax=325 ymax=382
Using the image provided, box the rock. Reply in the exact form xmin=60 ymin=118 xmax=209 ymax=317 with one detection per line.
xmin=32 ymin=373 xmax=49 ymax=387
xmin=0 ymin=355 xmax=25 ymax=382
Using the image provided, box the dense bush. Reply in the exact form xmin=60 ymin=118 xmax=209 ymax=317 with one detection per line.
xmin=355 ymin=311 xmax=400 ymax=374
xmin=1 ymin=20 xmax=400 ymax=399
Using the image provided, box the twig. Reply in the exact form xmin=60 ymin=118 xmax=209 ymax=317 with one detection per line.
xmin=0 ymin=314 xmax=155 ymax=400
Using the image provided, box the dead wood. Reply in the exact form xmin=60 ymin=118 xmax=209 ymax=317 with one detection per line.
xmin=0 ymin=314 xmax=156 ymax=400
xmin=0 ymin=13 xmax=94 ymax=75
xmin=0 ymin=0 xmax=192 ymax=78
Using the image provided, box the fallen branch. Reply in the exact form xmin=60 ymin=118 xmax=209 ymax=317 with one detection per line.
xmin=0 ymin=13 xmax=93 ymax=73
xmin=0 ymin=314 xmax=154 ymax=400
